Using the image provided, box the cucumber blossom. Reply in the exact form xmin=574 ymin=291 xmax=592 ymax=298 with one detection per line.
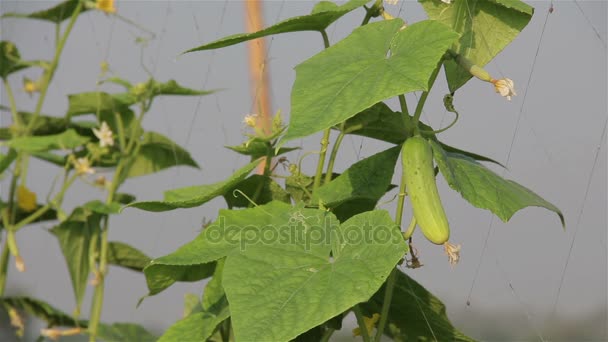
xmin=401 ymin=136 xmax=450 ymax=245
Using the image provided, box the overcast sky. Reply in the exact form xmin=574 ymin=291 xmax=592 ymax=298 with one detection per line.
xmin=1 ymin=1 xmax=606 ymax=340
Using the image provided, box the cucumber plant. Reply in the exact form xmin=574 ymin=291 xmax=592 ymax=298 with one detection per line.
xmin=0 ymin=0 xmax=565 ymax=341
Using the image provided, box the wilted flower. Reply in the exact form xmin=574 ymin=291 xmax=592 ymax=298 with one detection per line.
xmin=16 ymin=185 xmax=37 ymax=212
xmin=353 ymin=313 xmax=381 ymax=336
xmin=73 ymin=157 xmax=95 ymax=175
xmin=94 ymin=175 xmax=108 ymax=187
xmin=243 ymin=114 xmax=258 ymax=128
xmin=93 ymin=121 xmax=114 ymax=147
xmin=8 ymin=308 xmax=24 ymax=337
xmin=444 ymin=242 xmax=461 ymax=265
xmin=15 ymin=255 xmax=25 ymax=272
xmin=492 ymin=78 xmax=517 ymax=101
xmin=41 ymin=327 xmax=83 ymax=340
xmin=95 ymin=0 xmax=116 ymax=14
xmin=22 ymin=77 xmax=39 ymax=95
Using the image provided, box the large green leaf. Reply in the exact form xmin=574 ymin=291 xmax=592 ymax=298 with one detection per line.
xmin=313 ymin=146 xmax=400 ymax=207
xmin=337 ymin=102 xmax=504 ymax=166
xmin=183 ymin=0 xmax=369 ymax=53
xmin=284 ymin=20 xmax=459 ymax=141
xmin=107 ymin=241 xmax=151 ymax=272
xmin=223 ymin=175 xmax=291 ymax=208
xmin=144 ymin=201 xmax=406 ymax=340
xmin=67 ymin=91 xmax=133 ymax=116
xmin=50 ymin=207 xmax=102 ymax=313
xmin=0 ymin=296 xmax=83 ymax=327
xmin=1 ymin=0 xmax=88 ymax=23
xmin=157 ymin=310 xmax=229 ymax=342
xmin=125 ymin=159 xmax=261 ymax=212
xmin=362 ymin=270 xmax=475 ymax=341
xmin=126 ymin=132 xmax=199 ymax=178
xmin=97 ymin=323 xmax=157 ymax=342
xmin=419 ymin=0 xmax=533 ymax=92
xmin=0 ymin=41 xmax=28 ymax=79
xmin=430 ymin=141 xmax=564 ymax=226
xmin=5 ymin=129 xmax=89 ymax=152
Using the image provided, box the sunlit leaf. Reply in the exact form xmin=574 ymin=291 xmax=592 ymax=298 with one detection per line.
xmin=1 ymin=0 xmax=88 ymax=23
xmin=97 ymin=322 xmax=157 ymax=342
xmin=285 ymin=20 xmax=459 ymax=141
xmin=184 ymin=0 xmax=369 ymax=53
xmin=126 ymin=159 xmax=261 ymax=212
xmin=419 ymin=0 xmax=533 ymax=92
xmin=430 ymin=141 xmax=564 ymax=226
xmin=126 ymin=132 xmax=199 ymax=178
xmin=6 ymin=129 xmax=89 ymax=152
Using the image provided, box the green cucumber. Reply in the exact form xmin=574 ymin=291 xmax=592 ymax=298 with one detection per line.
xmin=401 ymin=136 xmax=450 ymax=245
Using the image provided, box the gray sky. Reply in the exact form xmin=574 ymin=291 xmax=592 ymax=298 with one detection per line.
xmin=1 ymin=0 xmax=606 ymax=340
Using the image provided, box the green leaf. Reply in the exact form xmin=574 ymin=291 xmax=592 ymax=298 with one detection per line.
xmin=127 ymin=132 xmax=199 ymax=178
xmin=153 ymin=79 xmax=215 ymax=96
xmin=107 ymin=241 xmax=151 ymax=272
xmin=224 ymin=175 xmax=291 ymax=208
xmin=157 ymin=310 xmax=229 ymax=342
xmin=83 ymin=200 xmax=122 ymax=215
xmin=226 ymin=141 xmax=298 ymax=160
xmin=97 ymin=322 xmax=157 ymax=342
xmin=430 ymin=141 xmax=564 ymax=226
xmin=1 ymin=0 xmax=88 ymax=23
xmin=361 ymin=270 xmax=475 ymax=341
xmin=313 ymin=146 xmax=401 ymax=208
xmin=145 ymin=201 xmax=406 ymax=340
xmin=223 ymin=205 xmax=406 ymax=340
xmin=5 ymin=129 xmax=89 ymax=152
xmin=338 ymin=102 xmax=408 ymax=144
xmin=0 ymin=41 xmax=28 ymax=79
xmin=126 ymin=159 xmax=261 ymax=212
xmin=143 ymin=263 xmax=216 ymax=298
xmin=182 ymin=293 xmax=203 ymax=317
xmin=0 ymin=200 xmax=57 ymax=229
xmin=67 ymin=91 xmax=133 ymax=117
xmin=201 ymin=259 xmax=228 ymax=314
xmin=50 ymin=207 xmax=102 ymax=313
xmin=439 ymin=142 xmax=504 ymax=168
xmin=0 ymin=296 xmax=84 ymax=327
xmin=284 ymin=20 xmax=459 ymax=141
xmin=419 ymin=0 xmax=533 ymax=92
xmin=183 ymin=0 xmax=369 ymax=53
xmin=0 ymin=148 xmax=17 ymax=173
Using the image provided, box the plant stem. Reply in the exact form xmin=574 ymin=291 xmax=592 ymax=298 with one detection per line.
xmin=411 ymin=64 xmax=441 ymax=135
xmin=353 ymin=305 xmax=372 ymax=342
xmin=88 ymin=218 xmax=109 ymax=341
xmin=320 ymin=328 xmax=335 ymax=342
xmin=3 ymin=78 xmax=20 ymax=127
xmin=312 ymin=31 xmax=332 ymax=194
xmin=0 ymin=238 xmax=10 ymax=296
xmin=312 ymin=129 xmax=331 ymax=194
xmin=324 ymin=130 xmax=345 ymax=185
xmin=25 ymin=1 xmax=82 ymax=134
xmin=374 ymin=268 xmax=396 ymax=341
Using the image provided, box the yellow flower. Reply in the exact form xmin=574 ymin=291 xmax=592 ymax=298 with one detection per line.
xmin=444 ymin=242 xmax=461 ymax=265
xmin=22 ymin=77 xmax=39 ymax=95
xmin=8 ymin=307 xmax=24 ymax=337
xmin=73 ymin=157 xmax=95 ymax=175
xmin=15 ymin=255 xmax=25 ymax=272
xmin=100 ymin=60 xmax=110 ymax=75
xmin=95 ymin=0 xmax=116 ymax=14
xmin=243 ymin=114 xmax=259 ymax=128
xmin=492 ymin=78 xmax=517 ymax=101
xmin=93 ymin=121 xmax=114 ymax=147
xmin=353 ymin=313 xmax=380 ymax=337
xmin=16 ymin=185 xmax=37 ymax=212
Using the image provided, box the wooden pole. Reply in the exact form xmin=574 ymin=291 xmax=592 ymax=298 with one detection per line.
xmin=244 ymin=0 xmax=273 ymax=173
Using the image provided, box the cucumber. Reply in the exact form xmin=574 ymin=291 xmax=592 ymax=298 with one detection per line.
xmin=401 ymin=136 xmax=450 ymax=245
